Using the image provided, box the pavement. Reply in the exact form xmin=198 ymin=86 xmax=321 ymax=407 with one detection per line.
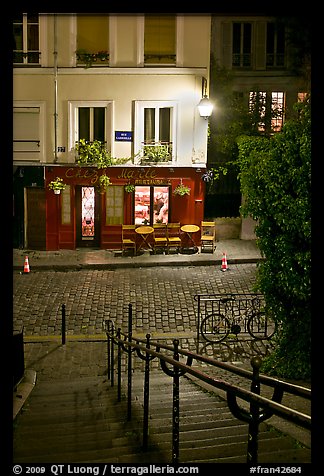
xmin=13 ymin=238 xmax=263 ymax=271
xmin=12 ymin=240 xmax=312 ymax=459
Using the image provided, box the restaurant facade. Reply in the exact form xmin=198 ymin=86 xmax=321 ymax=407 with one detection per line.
xmin=13 ymin=14 xmax=211 ymax=250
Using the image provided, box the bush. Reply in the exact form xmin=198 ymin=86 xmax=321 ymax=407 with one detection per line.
xmin=236 ymin=97 xmax=311 ymax=380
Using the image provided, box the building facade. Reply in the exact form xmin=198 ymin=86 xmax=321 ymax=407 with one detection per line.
xmin=13 ymin=14 xmax=308 ymax=249
xmin=205 ymin=15 xmax=308 ymax=230
xmin=13 ymin=14 xmax=211 ymax=250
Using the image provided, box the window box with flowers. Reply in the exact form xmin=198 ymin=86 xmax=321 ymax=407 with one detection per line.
xmin=48 ymin=177 xmax=66 ymax=194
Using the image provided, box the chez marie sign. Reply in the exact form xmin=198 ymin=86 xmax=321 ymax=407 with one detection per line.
xmin=63 ymin=167 xmax=171 ymax=185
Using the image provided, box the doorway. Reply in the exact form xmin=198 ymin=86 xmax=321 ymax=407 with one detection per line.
xmin=25 ymin=187 xmax=46 ymax=250
xmin=75 ymin=186 xmax=101 ymax=247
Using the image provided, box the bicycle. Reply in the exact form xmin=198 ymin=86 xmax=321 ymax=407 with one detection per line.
xmin=200 ymin=294 xmax=276 ymax=343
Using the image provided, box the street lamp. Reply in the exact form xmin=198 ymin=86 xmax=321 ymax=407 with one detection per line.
xmin=198 ymin=77 xmax=213 ymax=119
xmin=197 ymin=95 xmax=213 ymax=119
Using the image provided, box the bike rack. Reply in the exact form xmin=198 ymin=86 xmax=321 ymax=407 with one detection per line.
xmin=194 ymin=293 xmax=273 ymax=349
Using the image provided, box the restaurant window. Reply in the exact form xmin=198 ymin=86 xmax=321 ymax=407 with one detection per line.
xmin=13 ymin=13 xmax=40 ymax=65
xmin=232 ymin=22 xmax=252 ymax=68
xmin=134 ymin=186 xmax=169 ymax=225
xmin=106 ymin=186 xmax=124 ymax=225
xmin=249 ymin=91 xmax=285 ymax=134
xmin=266 ymin=22 xmax=285 ymax=68
xmin=76 ymin=14 xmax=109 ymax=65
xmin=144 ymin=14 xmax=176 ymax=65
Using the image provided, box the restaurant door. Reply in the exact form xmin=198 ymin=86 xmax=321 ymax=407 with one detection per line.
xmin=25 ymin=187 xmax=46 ymax=250
xmin=75 ymin=186 xmax=101 ymax=247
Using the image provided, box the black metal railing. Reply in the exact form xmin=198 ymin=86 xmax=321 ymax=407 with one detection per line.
xmin=104 ymin=303 xmax=311 ymax=464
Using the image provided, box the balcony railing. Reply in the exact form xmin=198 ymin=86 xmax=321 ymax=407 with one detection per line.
xmin=136 ymin=141 xmax=173 ymax=165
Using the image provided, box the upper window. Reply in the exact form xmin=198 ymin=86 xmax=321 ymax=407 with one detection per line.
xmin=249 ymin=91 xmax=285 ymax=134
xmin=266 ymin=22 xmax=285 ymax=68
xmin=134 ymin=101 xmax=177 ymax=164
xmin=232 ymin=22 xmax=252 ymax=68
xmin=68 ymin=101 xmax=113 ymax=157
xmin=76 ymin=15 xmax=109 ymax=66
xmin=13 ymin=14 xmax=40 ymax=65
xmin=144 ymin=15 xmax=176 ymax=65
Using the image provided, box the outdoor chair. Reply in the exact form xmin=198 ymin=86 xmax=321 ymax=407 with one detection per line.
xmin=200 ymin=221 xmax=216 ymax=253
xmin=167 ymin=223 xmax=182 ymax=253
xmin=122 ymin=225 xmax=136 ymax=255
xmin=153 ymin=223 xmax=168 ymax=254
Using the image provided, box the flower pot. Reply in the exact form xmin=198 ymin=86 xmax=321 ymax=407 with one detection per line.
xmin=54 ymin=189 xmax=61 ymax=195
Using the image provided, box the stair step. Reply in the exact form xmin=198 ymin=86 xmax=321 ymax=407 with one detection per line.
xmin=13 ymin=362 xmax=311 ymax=464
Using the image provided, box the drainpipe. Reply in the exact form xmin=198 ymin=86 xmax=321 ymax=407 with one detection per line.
xmin=53 ymin=14 xmax=58 ymax=162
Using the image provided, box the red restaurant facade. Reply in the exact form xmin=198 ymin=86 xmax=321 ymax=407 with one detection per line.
xmin=45 ymin=165 xmax=206 ymax=251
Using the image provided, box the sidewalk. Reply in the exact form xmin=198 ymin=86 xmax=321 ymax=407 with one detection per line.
xmin=13 ymin=239 xmax=263 ymax=270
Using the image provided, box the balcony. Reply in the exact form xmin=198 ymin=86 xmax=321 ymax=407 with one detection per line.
xmin=136 ymin=142 xmax=173 ymax=165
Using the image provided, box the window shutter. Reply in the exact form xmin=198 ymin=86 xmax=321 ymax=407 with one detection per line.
xmin=221 ymin=22 xmax=232 ymax=69
xmin=144 ymin=15 xmax=176 ymax=63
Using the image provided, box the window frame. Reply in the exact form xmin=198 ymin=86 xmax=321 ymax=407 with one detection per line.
xmin=134 ymin=185 xmax=170 ymax=225
xmin=68 ymin=100 xmax=114 ymax=157
xmin=13 ymin=13 xmax=41 ymax=66
xmin=232 ymin=22 xmax=252 ymax=68
xmin=134 ymin=100 xmax=178 ymax=163
xmin=249 ymin=91 xmax=285 ymax=134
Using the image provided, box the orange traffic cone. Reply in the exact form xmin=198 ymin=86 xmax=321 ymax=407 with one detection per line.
xmin=221 ymin=252 xmax=228 ymax=272
xmin=23 ymin=255 xmax=30 ymax=274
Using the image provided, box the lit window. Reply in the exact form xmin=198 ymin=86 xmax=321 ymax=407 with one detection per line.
xmin=134 ymin=186 xmax=169 ymax=225
xmin=249 ymin=91 xmax=285 ymax=133
xmin=144 ymin=15 xmax=176 ymax=65
xmin=76 ymin=15 xmax=109 ymax=66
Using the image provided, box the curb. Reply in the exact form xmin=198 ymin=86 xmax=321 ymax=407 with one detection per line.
xmin=13 ymin=257 xmax=263 ymax=272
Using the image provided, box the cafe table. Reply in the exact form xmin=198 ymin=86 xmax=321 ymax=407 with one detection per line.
xmin=135 ymin=225 xmax=154 ymax=253
xmin=180 ymin=224 xmax=200 ymax=253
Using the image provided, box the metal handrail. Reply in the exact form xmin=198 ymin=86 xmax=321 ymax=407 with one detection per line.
xmin=104 ymin=304 xmax=311 ymax=464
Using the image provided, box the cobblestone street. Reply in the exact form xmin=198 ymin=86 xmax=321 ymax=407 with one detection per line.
xmin=13 ymin=264 xmax=258 ymax=337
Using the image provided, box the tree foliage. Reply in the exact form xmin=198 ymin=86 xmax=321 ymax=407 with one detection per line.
xmin=236 ymin=97 xmax=311 ymax=379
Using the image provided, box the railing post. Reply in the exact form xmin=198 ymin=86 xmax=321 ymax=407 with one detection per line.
xmin=61 ymin=304 xmax=66 ymax=345
xmin=117 ymin=328 xmax=122 ymax=402
xmin=247 ymin=356 xmax=262 ymax=463
xmin=111 ymin=326 xmax=115 ymax=387
xmin=127 ymin=303 xmax=133 ymax=421
xmin=107 ymin=321 xmax=111 ymax=381
xmin=143 ymin=333 xmax=151 ymax=451
xmin=172 ymin=339 xmax=180 ymax=465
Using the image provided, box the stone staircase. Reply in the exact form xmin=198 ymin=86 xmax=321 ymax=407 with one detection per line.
xmin=13 ymin=370 xmax=311 ymax=464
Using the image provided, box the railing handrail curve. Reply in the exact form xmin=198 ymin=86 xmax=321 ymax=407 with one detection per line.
xmin=105 ymin=325 xmax=311 ymax=430
xmin=110 ymin=325 xmax=311 ymax=401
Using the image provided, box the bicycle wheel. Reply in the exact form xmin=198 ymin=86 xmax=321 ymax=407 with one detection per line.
xmin=200 ymin=313 xmax=231 ymax=343
xmin=247 ymin=311 xmax=276 ymax=340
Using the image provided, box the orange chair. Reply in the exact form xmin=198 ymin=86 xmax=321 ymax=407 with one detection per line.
xmin=167 ymin=223 xmax=182 ymax=253
xmin=200 ymin=221 xmax=216 ymax=253
xmin=153 ymin=223 xmax=168 ymax=254
xmin=122 ymin=225 xmax=136 ymax=255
